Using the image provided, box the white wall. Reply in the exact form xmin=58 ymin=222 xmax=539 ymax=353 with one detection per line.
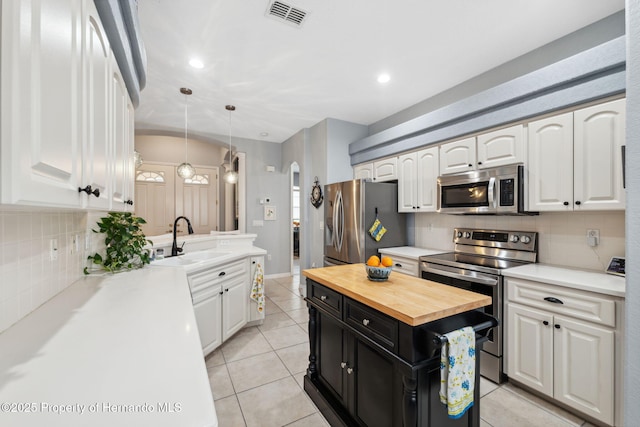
xmin=414 ymin=211 xmax=625 ymax=271
xmin=0 ymin=211 xmax=88 ymax=333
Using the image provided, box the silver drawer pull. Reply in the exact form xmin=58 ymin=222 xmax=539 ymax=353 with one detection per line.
xmin=362 ymin=319 xmax=370 ymax=326
xmin=340 ymin=362 xmax=346 ymax=369
xmin=347 ymin=367 xmax=353 ymax=374
xmin=320 ymin=295 xmax=327 ymax=301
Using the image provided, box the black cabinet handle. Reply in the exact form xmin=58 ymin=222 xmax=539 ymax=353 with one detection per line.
xmin=219 ymin=271 xmax=226 ymax=277
xmin=544 ymin=296 xmax=564 ymax=304
xmin=478 ymin=161 xmax=483 ymax=165
xmin=543 ymin=321 xmax=549 ymax=326
xmin=78 ymin=185 xmax=100 ymax=198
xmin=554 ymin=324 xmax=561 ymax=329
xmin=219 ymin=291 xmax=224 ymax=295
xmin=225 ymin=288 xmax=229 ymax=292
xmin=125 ymin=199 xmax=134 ymax=205
xmin=575 ymin=201 xmax=581 ymax=205
xmin=563 ymin=201 xmax=569 ymax=206
xmin=468 ymin=164 xmax=473 ymax=167
xmin=395 ymin=263 xmax=403 ymax=268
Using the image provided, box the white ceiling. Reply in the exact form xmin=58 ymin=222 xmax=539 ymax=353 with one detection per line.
xmin=135 ymin=0 xmax=624 ymax=144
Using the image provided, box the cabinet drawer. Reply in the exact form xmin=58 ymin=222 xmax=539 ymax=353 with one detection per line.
xmin=188 ymin=258 xmax=247 ymax=293
xmin=386 ymin=255 xmax=419 ymax=277
xmin=506 ymin=278 xmax=616 ymax=327
xmin=345 ymin=299 xmax=398 ymax=351
xmin=309 ymin=281 xmax=342 ymax=318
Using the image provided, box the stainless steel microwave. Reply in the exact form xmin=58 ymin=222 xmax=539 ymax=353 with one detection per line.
xmin=437 ymin=164 xmax=535 ymax=215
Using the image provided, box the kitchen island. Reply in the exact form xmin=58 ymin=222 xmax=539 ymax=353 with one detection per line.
xmin=302 ymin=264 xmax=494 ymax=427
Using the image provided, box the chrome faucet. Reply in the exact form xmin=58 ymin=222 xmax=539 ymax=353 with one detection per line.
xmin=171 ymin=216 xmax=194 ymax=256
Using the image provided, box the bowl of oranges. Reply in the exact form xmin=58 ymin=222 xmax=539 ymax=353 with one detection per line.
xmin=365 ymin=255 xmax=393 ymax=281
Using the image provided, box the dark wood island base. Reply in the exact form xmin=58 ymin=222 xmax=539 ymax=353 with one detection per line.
xmin=302 ymin=265 xmax=497 ymax=427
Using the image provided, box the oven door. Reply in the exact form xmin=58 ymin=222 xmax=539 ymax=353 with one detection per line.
xmin=420 ymin=262 xmax=502 ymax=357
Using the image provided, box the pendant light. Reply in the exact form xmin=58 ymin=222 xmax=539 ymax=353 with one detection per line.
xmin=223 ymin=104 xmax=239 ymax=184
xmin=176 ymin=87 xmax=196 ymax=179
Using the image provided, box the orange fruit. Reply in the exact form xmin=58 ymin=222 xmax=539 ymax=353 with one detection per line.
xmin=366 ymin=255 xmax=380 ymax=267
xmin=381 ymin=256 xmax=393 ymax=267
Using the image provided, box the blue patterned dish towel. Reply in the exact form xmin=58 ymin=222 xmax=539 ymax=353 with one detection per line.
xmin=250 ymin=263 xmax=265 ymax=313
xmin=439 ymin=326 xmax=476 ymax=419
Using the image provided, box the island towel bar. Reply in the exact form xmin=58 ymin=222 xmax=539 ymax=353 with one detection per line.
xmin=432 ymin=318 xmax=498 ymax=346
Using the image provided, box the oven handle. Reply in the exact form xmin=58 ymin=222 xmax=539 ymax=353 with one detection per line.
xmin=421 ymin=265 xmax=499 ymax=287
xmin=488 ymin=177 xmax=496 ymax=208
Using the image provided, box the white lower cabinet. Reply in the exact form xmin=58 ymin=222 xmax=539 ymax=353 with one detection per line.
xmin=506 ymin=278 xmax=618 ymax=426
xmin=187 ymin=258 xmax=250 ymax=356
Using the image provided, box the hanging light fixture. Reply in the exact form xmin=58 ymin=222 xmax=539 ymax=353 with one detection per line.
xmin=223 ymin=104 xmax=239 ymax=184
xmin=177 ymin=87 xmax=196 ymax=179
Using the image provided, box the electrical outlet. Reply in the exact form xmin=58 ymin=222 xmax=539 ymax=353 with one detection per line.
xmin=267 ymin=254 xmax=272 ymax=261
xmin=586 ymin=229 xmax=600 ymax=247
xmin=49 ymin=239 xmax=58 ymax=261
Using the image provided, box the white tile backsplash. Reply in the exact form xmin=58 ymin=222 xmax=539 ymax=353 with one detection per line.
xmin=414 ymin=211 xmax=625 ymax=271
xmin=0 ymin=210 xmax=90 ymax=333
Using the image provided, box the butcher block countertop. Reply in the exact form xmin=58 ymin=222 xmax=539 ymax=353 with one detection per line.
xmin=303 ymin=264 xmax=491 ymax=326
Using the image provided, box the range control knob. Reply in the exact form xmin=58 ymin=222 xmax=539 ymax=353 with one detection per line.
xmin=520 ymin=235 xmax=532 ymax=244
xmin=509 ymin=235 xmax=520 ymax=243
xmin=463 ymin=231 xmax=471 ymax=239
xmin=456 ymin=231 xmax=463 ymax=238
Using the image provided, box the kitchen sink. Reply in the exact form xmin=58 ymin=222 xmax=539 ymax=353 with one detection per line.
xmin=151 ymin=251 xmax=232 ymax=267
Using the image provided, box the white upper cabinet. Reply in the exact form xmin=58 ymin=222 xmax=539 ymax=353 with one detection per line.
xmin=476 ymin=124 xmax=525 ymax=169
xmin=398 ymin=147 xmax=438 ymax=212
xmin=528 ymin=99 xmax=625 ymax=212
xmin=440 ymin=125 xmax=525 ymax=175
xmin=0 ymin=0 xmax=83 ymax=207
xmin=573 ymin=99 xmax=626 ymax=211
xmin=353 ymin=157 xmax=398 ymax=182
xmin=439 ymin=137 xmax=476 ymax=175
xmin=0 ymin=0 xmax=134 ymax=211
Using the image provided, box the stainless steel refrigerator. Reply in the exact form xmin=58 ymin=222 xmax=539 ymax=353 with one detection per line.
xmin=324 ymin=179 xmax=407 ymax=266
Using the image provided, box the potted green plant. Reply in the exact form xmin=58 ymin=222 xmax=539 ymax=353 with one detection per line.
xmin=84 ymin=212 xmax=153 ymax=274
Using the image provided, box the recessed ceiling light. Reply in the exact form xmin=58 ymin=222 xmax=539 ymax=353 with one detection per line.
xmin=189 ymin=58 xmax=204 ymax=69
xmin=377 ymin=73 xmax=391 ymax=84
xmin=260 ymin=132 xmax=269 ymax=137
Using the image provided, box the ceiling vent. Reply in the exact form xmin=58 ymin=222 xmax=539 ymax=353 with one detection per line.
xmin=266 ymin=1 xmax=307 ymax=27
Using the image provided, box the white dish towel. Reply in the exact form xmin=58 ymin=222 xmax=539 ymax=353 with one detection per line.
xmin=250 ymin=263 xmax=265 ymax=313
xmin=439 ymin=326 xmax=476 ymax=419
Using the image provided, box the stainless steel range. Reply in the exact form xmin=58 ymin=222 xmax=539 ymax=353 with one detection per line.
xmin=420 ymin=228 xmax=538 ymax=384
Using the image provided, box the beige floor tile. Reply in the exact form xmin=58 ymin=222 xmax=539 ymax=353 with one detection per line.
xmin=480 ymin=419 xmax=494 ymax=427
xmin=299 ymin=322 xmax=309 ymax=333
xmin=221 ymin=326 xmax=273 ymax=362
xmin=205 ymin=348 xmax=225 ymax=368
xmin=208 ymin=364 xmax=235 ymax=400
xmin=258 ymin=311 xmax=296 ymax=332
xmin=276 ymin=342 xmax=310 ymax=375
xmin=480 ymin=377 xmax=499 ymax=397
xmin=266 ymin=282 xmax=296 ymax=298
xmin=226 ymin=351 xmax=290 ymax=393
xmin=501 ymin=382 xmax=584 ymax=426
xmin=262 ymin=324 xmax=308 ymax=350
xmin=481 ymin=388 xmax=576 ymax=427
xmin=272 ymin=296 xmax=306 ymax=312
xmin=294 ymin=371 xmax=306 ymax=389
xmin=265 ymin=297 xmax=283 ymax=314
xmin=287 ymin=307 xmax=309 ymax=324
xmin=286 ymin=412 xmax=330 ymax=427
xmin=237 ymin=376 xmax=317 ymax=427
xmin=214 ymin=395 xmax=246 ymax=427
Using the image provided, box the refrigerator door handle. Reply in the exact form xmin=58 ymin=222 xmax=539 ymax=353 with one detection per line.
xmin=335 ymin=190 xmax=344 ymax=252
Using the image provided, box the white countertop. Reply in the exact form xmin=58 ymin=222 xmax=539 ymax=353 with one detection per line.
xmin=503 ymin=263 xmax=626 ymax=298
xmin=378 ymin=246 xmax=448 ymax=260
xmin=0 ymin=267 xmax=217 ymax=427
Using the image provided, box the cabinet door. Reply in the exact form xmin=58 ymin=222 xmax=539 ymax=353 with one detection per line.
xmin=527 ymin=113 xmax=574 ymax=211
xmin=193 ymin=287 xmax=222 ymax=356
xmin=573 ymin=99 xmax=626 ymax=211
xmin=350 ymin=335 xmax=397 ymax=427
xmin=222 ymin=276 xmax=249 ymax=341
xmin=553 ymin=315 xmax=614 ymax=425
xmin=439 ymin=137 xmax=476 ymax=175
xmin=81 ymin=2 xmax=111 ymax=210
xmin=506 ymin=303 xmax=553 ymax=396
xmin=109 ymin=57 xmax=130 ymax=210
xmin=477 ymin=124 xmax=525 ymax=169
xmin=397 ymin=152 xmax=417 ymax=212
xmin=353 ymin=163 xmax=374 ymax=180
xmin=318 ymin=312 xmax=348 ymax=405
xmin=373 ymin=157 xmax=398 ymax=182
xmin=0 ymin=0 xmax=83 ymax=207
xmin=416 ymin=147 xmax=439 ymax=212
